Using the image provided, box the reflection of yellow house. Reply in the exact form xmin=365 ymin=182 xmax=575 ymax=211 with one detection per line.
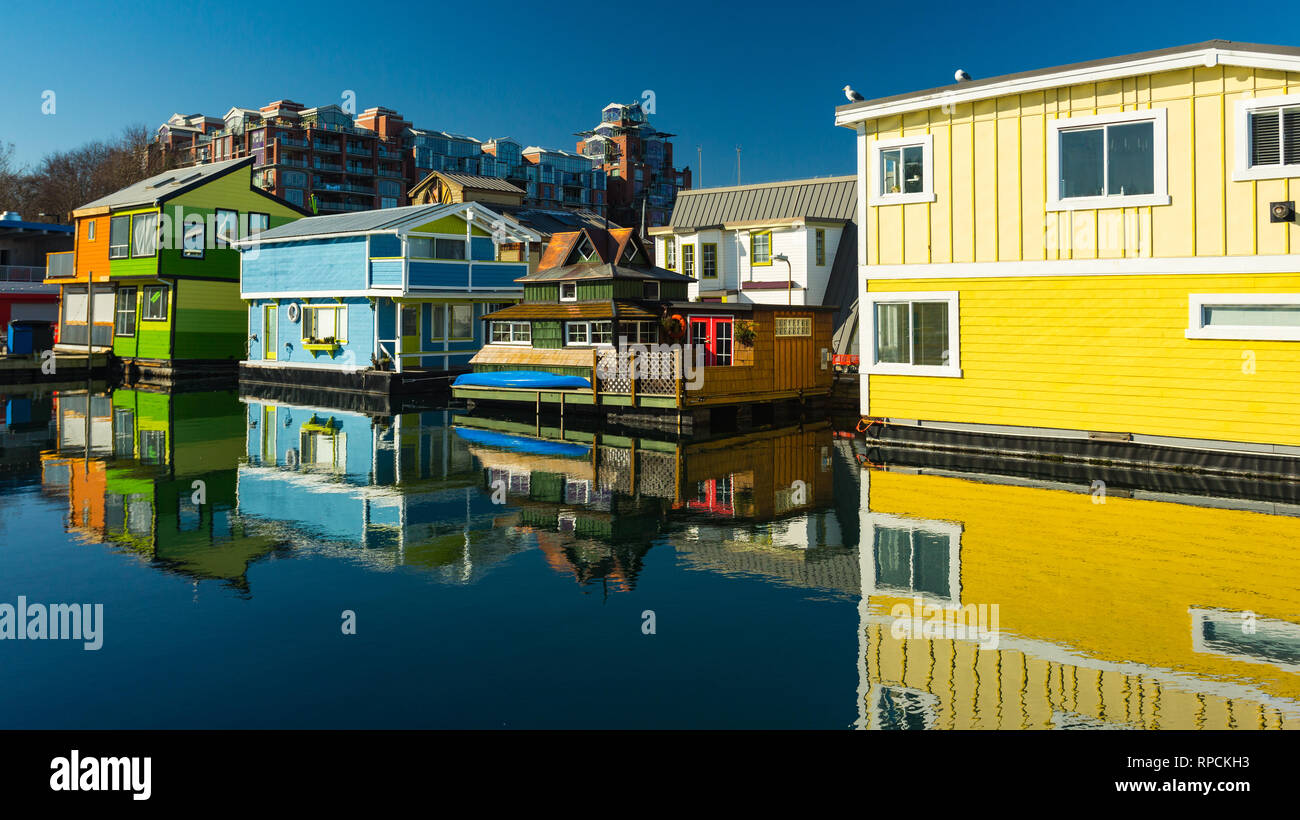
xmin=858 ymin=469 xmax=1300 ymax=729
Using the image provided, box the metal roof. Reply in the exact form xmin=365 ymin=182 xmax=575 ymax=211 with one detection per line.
xmin=76 ymin=157 xmax=254 ymax=213
xmin=835 ymin=40 xmax=1300 ymax=118
xmin=0 ymin=218 xmax=73 ymax=238
xmin=247 ymin=200 xmax=541 ymax=243
xmin=667 ymin=176 xmax=857 ymax=229
xmin=432 ymin=171 xmax=525 ymax=194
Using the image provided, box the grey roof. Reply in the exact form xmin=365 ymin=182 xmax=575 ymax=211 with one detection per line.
xmin=76 ymin=157 xmax=254 ymax=212
xmin=249 ymin=201 xmax=540 ymax=243
xmin=519 ymin=262 xmax=693 ymax=284
xmin=430 ymin=171 xmax=525 ymax=195
xmin=497 ymin=207 xmax=616 ymax=238
xmin=836 ymin=40 xmax=1300 ymax=115
xmin=667 ymin=175 xmax=857 ymax=229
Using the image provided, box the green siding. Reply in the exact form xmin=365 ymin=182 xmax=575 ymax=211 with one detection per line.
xmin=577 ymin=282 xmax=610 ymax=301
xmin=173 ymin=279 xmax=247 ymax=360
xmin=113 ymin=284 xmax=174 ymax=360
xmin=531 ymin=320 xmax=563 ymax=349
xmin=525 ymin=284 xmax=559 ymax=302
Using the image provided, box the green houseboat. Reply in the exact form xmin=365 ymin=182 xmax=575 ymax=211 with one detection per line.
xmin=452 ymin=225 xmax=837 ymax=434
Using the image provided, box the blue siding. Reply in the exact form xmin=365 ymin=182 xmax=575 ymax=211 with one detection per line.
xmin=472 ymin=263 xmax=527 ymax=290
xmin=247 ymin=297 xmax=374 ymax=367
xmin=470 ymin=237 xmax=495 ymax=261
xmin=370 ymin=259 xmax=402 ymax=287
xmin=242 ymin=237 xmax=368 ymax=294
xmin=369 ymin=233 xmax=401 ymax=258
xmin=409 ymin=261 xmax=469 ymax=289
xmin=377 ymin=298 xmax=397 ymax=339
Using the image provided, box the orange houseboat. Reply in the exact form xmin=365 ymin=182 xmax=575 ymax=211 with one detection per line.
xmin=450 ymin=225 xmax=836 ymax=434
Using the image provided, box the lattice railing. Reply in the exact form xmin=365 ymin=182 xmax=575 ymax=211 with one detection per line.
xmin=595 ymin=347 xmax=679 ymax=395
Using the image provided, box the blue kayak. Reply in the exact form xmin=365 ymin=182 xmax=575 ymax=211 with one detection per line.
xmin=452 ymin=427 xmax=591 ymax=458
xmin=453 ymin=370 xmax=591 ymax=389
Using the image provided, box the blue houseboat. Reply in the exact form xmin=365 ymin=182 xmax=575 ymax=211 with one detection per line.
xmin=237 ymin=202 xmax=540 ymax=395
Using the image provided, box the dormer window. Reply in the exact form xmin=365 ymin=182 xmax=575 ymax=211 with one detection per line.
xmin=577 ymin=236 xmax=596 ymax=261
xmin=622 ymin=243 xmax=644 ymax=265
xmin=560 ymin=282 xmax=577 ymax=302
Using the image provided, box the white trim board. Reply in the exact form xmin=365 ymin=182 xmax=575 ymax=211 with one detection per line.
xmin=859 ymin=254 xmax=1300 ymax=280
xmin=835 ymin=46 xmax=1300 ymax=127
xmin=1186 ymin=292 xmax=1300 ymax=340
xmin=1046 ymin=108 xmax=1170 ymax=211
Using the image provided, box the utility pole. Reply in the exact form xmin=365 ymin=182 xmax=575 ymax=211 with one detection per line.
xmin=735 ymin=145 xmax=741 ymax=186
xmin=697 ymin=144 xmax=702 ymax=188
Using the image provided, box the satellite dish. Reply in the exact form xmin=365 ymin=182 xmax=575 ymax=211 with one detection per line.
xmin=286 ymin=302 xmax=301 ymax=323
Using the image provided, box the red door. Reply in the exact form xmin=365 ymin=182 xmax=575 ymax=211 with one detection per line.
xmin=689 ymin=316 xmax=733 ymax=366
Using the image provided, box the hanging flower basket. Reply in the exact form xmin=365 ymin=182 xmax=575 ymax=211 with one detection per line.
xmin=736 ymin=320 xmax=757 ymax=347
xmin=662 ymin=313 xmax=686 ymax=342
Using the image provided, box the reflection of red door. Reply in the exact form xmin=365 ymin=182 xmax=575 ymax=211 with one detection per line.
xmin=687 ymin=477 xmax=734 ymax=515
xmin=688 ymin=316 xmax=733 ymax=366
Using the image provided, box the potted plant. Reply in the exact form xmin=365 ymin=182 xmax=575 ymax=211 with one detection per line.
xmin=736 ymin=320 xmax=756 ymax=347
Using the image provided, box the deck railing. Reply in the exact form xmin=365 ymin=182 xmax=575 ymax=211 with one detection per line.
xmin=0 ymin=264 xmax=49 ymax=282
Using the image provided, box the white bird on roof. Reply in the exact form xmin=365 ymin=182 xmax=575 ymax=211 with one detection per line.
xmin=955 ymin=69 xmax=972 ymax=82
xmin=843 ymin=85 xmax=865 ymax=102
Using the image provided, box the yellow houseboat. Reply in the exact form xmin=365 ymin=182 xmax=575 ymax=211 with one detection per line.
xmin=836 ymin=41 xmax=1300 ymax=474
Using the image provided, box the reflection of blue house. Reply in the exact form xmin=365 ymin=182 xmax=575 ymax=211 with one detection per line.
xmin=238 ymin=202 xmax=540 ymax=392
xmin=237 ymin=397 xmax=532 ymax=578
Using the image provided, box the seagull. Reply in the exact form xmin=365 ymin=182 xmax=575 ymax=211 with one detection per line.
xmin=954 ymin=69 xmax=972 ymax=82
xmin=843 ymin=85 xmax=865 ymax=102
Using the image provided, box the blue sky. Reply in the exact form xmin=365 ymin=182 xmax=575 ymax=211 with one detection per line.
xmin=1 ymin=0 xmax=1297 ymax=187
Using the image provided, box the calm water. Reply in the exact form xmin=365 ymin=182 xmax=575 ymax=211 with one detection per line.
xmin=1 ymin=386 xmax=1297 ymax=729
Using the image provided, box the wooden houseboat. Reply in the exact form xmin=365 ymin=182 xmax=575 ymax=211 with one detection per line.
xmin=451 ymin=226 xmax=837 ymax=434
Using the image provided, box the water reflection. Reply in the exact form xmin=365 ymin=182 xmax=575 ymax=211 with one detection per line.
xmin=18 ymin=386 xmax=1300 ymax=728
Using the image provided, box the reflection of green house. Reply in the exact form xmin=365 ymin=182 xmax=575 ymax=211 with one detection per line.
xmin=102 ymin=388 xmax=281 ymax=589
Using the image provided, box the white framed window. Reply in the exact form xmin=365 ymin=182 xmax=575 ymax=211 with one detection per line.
xmin=565 ymin=320 xmax=612 ymax=346
xmin=869 ymin=134 xmax=935 ymax=205
xmin=1234 ymin=94 xmax=1300 ymax=181
xmin=663 ymin=237 xmax=676 ymax=270
xmin=1186 ymin=293 xmax=1300 ymax=341
xmin=490 ymin=320 xmax=531 ymax=344
xmin=863 ymin=291 xmax=960 ymax=377
xmin=1047 ymin=108 xmax=1169 ymax=211
xmin=303 ymin=304 xmax=348 ymax=343
xmin=560 ymin=282 xmax=577 ymax=302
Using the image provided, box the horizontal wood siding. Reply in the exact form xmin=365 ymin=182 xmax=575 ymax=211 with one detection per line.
xmin=242 ymin=237 xmax=368 ymax=294
xmin=868 ymin=273 xmax=1300 ymax=445
xmin=173 ymin=279 xmax=247 ymax=360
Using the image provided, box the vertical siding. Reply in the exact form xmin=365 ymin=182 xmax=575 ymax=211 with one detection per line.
xmin=866 ymin=66 xmax=1300 ymax=264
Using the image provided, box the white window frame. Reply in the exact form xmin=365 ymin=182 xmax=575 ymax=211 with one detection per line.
xmin=559 ymin=282 xmax=577 ymax=302
xmin=862 ymin=290 xmax=961 ymax=378
xmin=1233 ymin=94 xmax=1300 ymax=181
xmin=1047 ymin=108 xmax=1170 ymax=211
xmin=490 ymin=320 xmax=531 ymax=345
xmin=868 ymin=134 xmax=936 ymax=206
xmin=565 ymin=320 xmax=612 ymax=347
xmin=1185 ymin=293 xmax=1300 ymax=341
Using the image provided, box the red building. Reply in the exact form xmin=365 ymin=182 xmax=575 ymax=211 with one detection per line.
xmin=576 ymin=102 xmax=691 ymax=232
xmin=0 ymin=213 xmax=70 ymax=351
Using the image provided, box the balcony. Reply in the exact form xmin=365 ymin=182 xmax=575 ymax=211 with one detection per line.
xmin=279 ymin=157 xmax=310 ymax=168
xmin=313 ymin=160 xmax=344 ymax=172
xmin=312 ymin=141 xmax=342 ymax=153
xmin=347 ymin=143 xmax=373 ymax=156
xmin=345 ymin=165 xmax=374 ymax=176
xmin=1 ymin=264 xmax=50 ymax=282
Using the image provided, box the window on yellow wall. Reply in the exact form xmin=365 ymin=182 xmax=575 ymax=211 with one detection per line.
xmin=1048 ymin=109 xmax=1167 ymax=209
xmin=867 ymin=292 xmax=960 ymax=378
